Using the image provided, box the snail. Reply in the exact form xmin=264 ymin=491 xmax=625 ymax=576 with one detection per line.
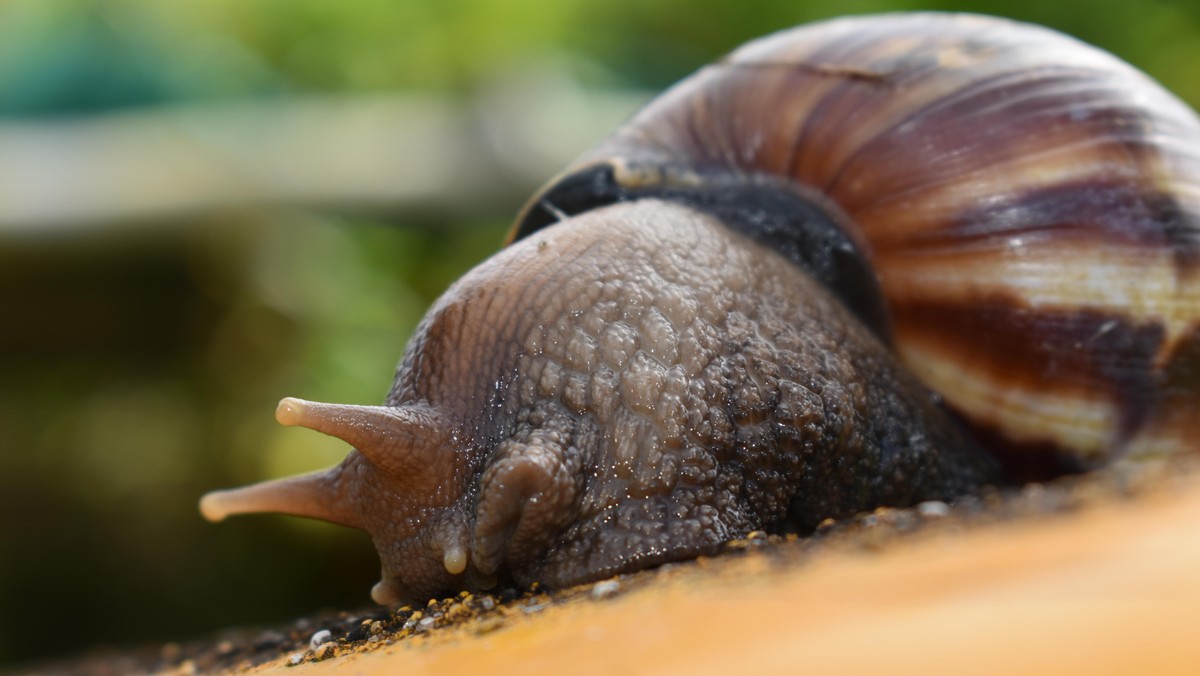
xmin=199 ymin=12 xmax=1200 ymax=604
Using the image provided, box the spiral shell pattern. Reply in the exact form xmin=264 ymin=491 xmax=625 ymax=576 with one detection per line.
xmin=514 ymin=13 xmax=1200 ymax=472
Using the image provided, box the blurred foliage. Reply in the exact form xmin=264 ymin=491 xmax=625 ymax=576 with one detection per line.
xmin=0 ymin=0 xmax=1199 ymax=116
xmin=2 ymin=0 xmax=1200 ymax=667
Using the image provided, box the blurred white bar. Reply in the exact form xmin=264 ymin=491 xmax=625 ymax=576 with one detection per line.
xmin=0 ymin=85 xmax=647 ymax=232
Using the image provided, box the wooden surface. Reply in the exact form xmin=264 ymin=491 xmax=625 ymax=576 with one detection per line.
xmin=240 ymin=470 xmax=1200 ymax=676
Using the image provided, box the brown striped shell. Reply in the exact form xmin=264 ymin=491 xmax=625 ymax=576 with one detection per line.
xmin=512 ymin=12 xmax=1200 ymax=475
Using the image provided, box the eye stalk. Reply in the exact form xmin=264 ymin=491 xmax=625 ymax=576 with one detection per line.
xmin=199 ymin=466 xmax=361 ymax=529
xmin=273 ymin=397 xmax=449 ymax=484
xmin=199 ymin=397 xmax=452 ymax=527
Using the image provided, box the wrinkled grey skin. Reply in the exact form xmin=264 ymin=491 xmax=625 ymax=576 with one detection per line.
xmin=331 ymin=199 xmax=996 ymax=602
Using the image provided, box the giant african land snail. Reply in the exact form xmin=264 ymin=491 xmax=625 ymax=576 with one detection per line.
xmin=200 ymin=13 xmax=1200 ymax=604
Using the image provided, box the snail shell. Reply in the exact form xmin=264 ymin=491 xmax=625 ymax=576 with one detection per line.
xmin=514 ymin=12 xmax=1200 ymax=476
xmin=200 ymin=13 xmax=1200 ymax=603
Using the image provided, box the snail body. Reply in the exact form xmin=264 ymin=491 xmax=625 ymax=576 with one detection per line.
xmin=201 ymin=13 xmax=1200 ymax=603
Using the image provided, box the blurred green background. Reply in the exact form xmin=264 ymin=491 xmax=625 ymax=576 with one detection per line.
xmin=2 ymin=0 xmax=1199 ymax=666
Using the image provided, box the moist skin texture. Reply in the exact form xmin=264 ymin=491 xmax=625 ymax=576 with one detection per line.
xmin=350 ymin=198 xmax=996 ymax=601
xmin=202 ymin=198 xmax=998 ymax=604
